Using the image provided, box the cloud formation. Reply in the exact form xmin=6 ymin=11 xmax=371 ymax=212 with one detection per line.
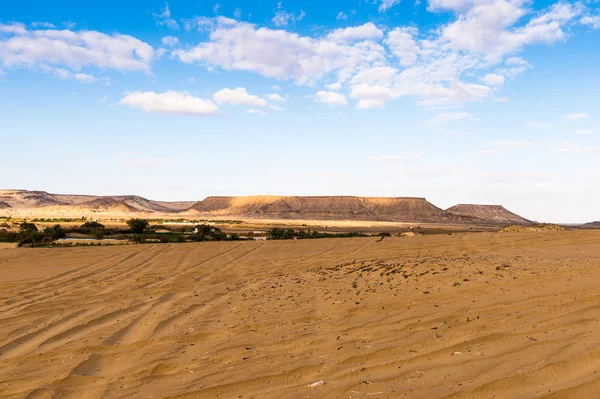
xmin=213 ymin=87 xmax=268 ymax=107
xmin=0 ymin=23 xmax=155 ymax=73
xmin=119 ymin=91 xmax=218 ymax=115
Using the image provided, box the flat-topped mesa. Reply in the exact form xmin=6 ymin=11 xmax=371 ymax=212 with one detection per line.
xmin=190 ymin=196 xmax=480 ymax=223
xmin=446 ymin=204 xmax=532 ymax=225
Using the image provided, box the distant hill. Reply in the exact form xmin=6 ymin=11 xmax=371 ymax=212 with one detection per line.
xmin=446 ymin=204 xmax=532 ymax=225
xmin=581 ymin=221 xmax=600 ymax=228
xmin=189 ymin=196 xmax=481 ymax=223
xmin=0 ymin=190 xmax=535 ymax=225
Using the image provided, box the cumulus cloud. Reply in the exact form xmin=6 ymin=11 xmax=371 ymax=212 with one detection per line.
xmin=437 ymin=1 xmax=581 ymax=60
xmin=246 ymin=109 xmax=266 ymax=115
xmin=426 ymin=112 xmax=476 ymax=126
xmin=482 ymin=73 xmax=505 ymax=86
xmin=118 ymin=91 xmax=218 ymax=115
xmin=171 ymin=1 xmax=582 ymax=111
xmin=265 ymin=93 xmax=286 ymax=102
xmin=213 ymin=87 xmax=268 ymax=107
xmin=0 ymin=24 xmax=155 ymax=73
xmin=74 ymin=73 xmax=96 ymax=83
xmin=272 ymin=2 xmax=305 ymax=26
xmin=327 ymin=23 xmax=383 ymax=43
xmin=154 ymin=3 xmax=179 ymax=29
xmin=581 ymin=15 xmax=600 ymax=29
xmin=315 ymin=91 xmax=347 ymax=106
xmin=564 ymin=113 xmax=589 ymax=120
xmin=162 ymin=36 xmax=179 ymax=47
xmin=31 ymin=22 xmax=55 ymax=29
xmin=384 ymin=27 xmax=419 ymax=66
xmin=379 ymin=0 xmax=401 ymax=12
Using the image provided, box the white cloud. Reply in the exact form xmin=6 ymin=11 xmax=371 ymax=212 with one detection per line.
xmin=269 ymin=105 xmax=284 ymax=111
xmin=265 ymin=93 xmax=286 ymax=102
xmin=31 ymin=22 xmax=55 ymax=29
xmin=246 ymin=108 xmax=265 ymax=115
xmin=62 ymin=21 xmax=76 ymax=29
xmin=315 ymin=91 xmax=347 ymax=106
xmin=327 ymin=82 xmax=342 ymax=91
xmin=384 ymin=27 xmax=419 ymax=66
xmin=554 ymin=142 xmax=600 ymax=154
xmin=99 ymin=96 xmax=108 ymax=103
xmin=272 ymin=85 xmax=281 ymax=90
xmin=0 ymin=23 xmax=27 ymax=35
xmin=162 ymin=36 xmax=179 ymax=47
xmin=0 ymin=24 xmax=155 ymax=73
xmin=482 ymin=73 xmax=505 ymax=86
xmin=573 ymin=129 xmax=592 ymax=135
xmin=154 ymin=3 xmax=179 ymax=29
xmin=426 ymin=112 xmax=475 ymax=126
xmin=379 ymin=0 xmax=401 ymax=12
xmin=581 ymin=15 xmax=600 ymax=29
xmin=171 ymin=4 xmax=582 ymax=111
xmin=528 ymin=122 xmax=552 ymax=128
xmin=357 ymin=98 xmax=386 ymax=109
xmin=336 ymin=12 xmax=348 ymax=20
xmin=214 ymin=3 xmax=221 ymax=14
xmin=75 ymin=73 xmax=96 ymax=83
xmin=173 ymin=19 xmax=387 ymax=85
xmin=118 ymin=91 xmax=218 ymax=115
xmin=272 ymin=2 xmax=305 ymax=26
xmin=564 ymin=113 xmax=589 ymax=120
xmin=327 ymin=23 xmax=384 ymax=43
xmin=234 ymin=8 xmax=242 ymax=19
xmin=213 ymin=87 xmax=268 ymax=107
xmin=438 ymin=1 xmax=581 ymax=60
xmin=53 ymin=68 xmax=72 ymax=80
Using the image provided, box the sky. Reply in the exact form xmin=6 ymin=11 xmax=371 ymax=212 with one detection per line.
xmin=1 ymin=0 xmax=599 ymax=223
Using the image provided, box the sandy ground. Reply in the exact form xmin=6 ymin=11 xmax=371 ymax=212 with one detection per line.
xmin=1 ymin=231 xmax=600 ymax=398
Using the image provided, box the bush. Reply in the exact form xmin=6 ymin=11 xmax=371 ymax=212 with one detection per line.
xmin=18 ymin=231 xmax=44 ymax=247
xmin=42 ymin=225 xmax=66 ymax=240
xmin=19 ymin=222 xmax=38 ymax=232
xmin=131 ymin=234 xmax=145 ymax=244
xmin=79 ymin=221 xmax=105 ymax=233
xmin=269 ymin=228 xmax=296 ymax=240
xmin=127 ymin=219 xmax=149 ymax=234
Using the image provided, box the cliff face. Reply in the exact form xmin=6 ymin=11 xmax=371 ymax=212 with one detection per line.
xmin=190 ymin=196 xmax=482 ymax=223
xmin=0 ymin=190 xmax=533 ymax=225
xmin=446 ymin=204 xmax=532 ymax=225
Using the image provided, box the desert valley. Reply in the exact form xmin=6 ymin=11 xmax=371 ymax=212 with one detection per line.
xmin=1 ymin=189 xmax=600 ymax=398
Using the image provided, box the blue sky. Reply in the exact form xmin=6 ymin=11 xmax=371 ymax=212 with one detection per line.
xmin=1 ymin=0 xmax=599 ymax=222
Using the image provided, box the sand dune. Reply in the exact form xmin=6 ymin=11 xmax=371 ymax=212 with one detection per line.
xmin=1 ymin=231 xmax=600 ymax=398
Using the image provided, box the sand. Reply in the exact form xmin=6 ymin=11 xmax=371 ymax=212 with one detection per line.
xmin=1 ymin=231 xmax=600 ymax=398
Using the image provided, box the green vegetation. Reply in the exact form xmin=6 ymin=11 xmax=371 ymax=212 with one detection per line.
xmin=127 ymin=218 xmax=149 ymax=234
xmin=29 ymin=217 xmax=86 ymax=223
xmin=189 ymin=225 xmax=239 ymax=242
xmin=268 ymin=228 xmax=367 ymax=240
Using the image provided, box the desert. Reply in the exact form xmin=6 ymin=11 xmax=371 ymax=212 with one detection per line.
xmin=2 ymin=228 xmax=600 ymax=398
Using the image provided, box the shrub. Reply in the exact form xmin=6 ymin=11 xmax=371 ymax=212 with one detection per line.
xmin=19 ymin=222 xmax=38 ymax=232
xmin=127 ymin=219 xmax=149 ymax=234
xmin=79 ymin=221 xmax=105 ymax=233
xmin=42 ymin=225 xmax=66 ymax=240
